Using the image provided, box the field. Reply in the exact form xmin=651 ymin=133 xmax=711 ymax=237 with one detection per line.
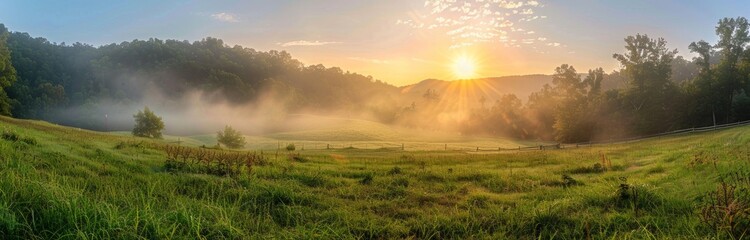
xmin=1 ymin=115 xmax=750 ymax=239
xmin=115 ymin=115 xmax=546 ymax=151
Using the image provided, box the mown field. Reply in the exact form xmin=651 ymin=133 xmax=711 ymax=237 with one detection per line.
xmin=1 ymin=116 xmax=750 ymax=239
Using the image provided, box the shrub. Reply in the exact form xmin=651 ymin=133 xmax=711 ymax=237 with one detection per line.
xmin=132 ymin=107 xmax=164 ymax=138
xmin=286 ymin=144 xmax=296 ymax=151
xmin=216 ymin=125 xmax=246 ymax=149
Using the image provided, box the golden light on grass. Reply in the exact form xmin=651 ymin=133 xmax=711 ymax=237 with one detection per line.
xmin=451 ymin=55 xmax=478 ymax=79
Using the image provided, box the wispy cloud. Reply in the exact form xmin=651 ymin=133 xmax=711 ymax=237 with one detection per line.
xmin=398 ymin=0 xmax=559 ymax=49
xmin=348 ymin=57 xmax=392 ymax=65
xmin=278 ymin=40 xmax=342 ymax=47
xmin=211 ymin=12 xmax=239 ymax=22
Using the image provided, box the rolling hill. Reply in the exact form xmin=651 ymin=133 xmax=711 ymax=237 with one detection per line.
xmin=400 ymin=75 xmax=552 ymax=103
xmin=1 ymin=115 xmax=749 ymax=238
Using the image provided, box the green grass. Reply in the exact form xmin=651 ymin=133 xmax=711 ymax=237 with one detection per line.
xmin=1 ymin=115 xmax=750 ymax=239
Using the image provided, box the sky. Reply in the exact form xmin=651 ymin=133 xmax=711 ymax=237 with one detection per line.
xmin=1 ymin=0 xmax=748 ymax=86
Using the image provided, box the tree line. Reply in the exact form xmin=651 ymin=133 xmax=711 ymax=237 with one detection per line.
xmin=0 ymin=26 xmax=399 ymax=129
xmin=460 ymin=17 xmax=750 ymax=142
xmin=1 ymin=17 xmax=749 ymax=143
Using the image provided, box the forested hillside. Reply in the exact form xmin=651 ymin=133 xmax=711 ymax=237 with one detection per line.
xmin=1 ymin=17 xmax=750 ymax=142
xmin=1 ymin=28 xmax=400 ymax=130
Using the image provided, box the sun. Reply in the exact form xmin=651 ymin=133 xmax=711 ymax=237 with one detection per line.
xmin=452 ymin=55 xmax=478 ymax=79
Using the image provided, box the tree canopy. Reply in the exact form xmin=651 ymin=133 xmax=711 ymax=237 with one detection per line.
xmin=216 ymin=125 xmax=246 ymax=149
xmin=0 ymin=24 xmax=16 ymax=116
xmin=132 ymin=107 xmax=164 ymax=139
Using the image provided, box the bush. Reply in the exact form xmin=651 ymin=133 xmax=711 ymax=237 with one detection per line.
xmin=286 ymin=144 xmax=296 ymax=151
xmin=132 ymin=107 xmax=164 ymax=138
xmin=216 ymin=125 xmax=246 ymax=149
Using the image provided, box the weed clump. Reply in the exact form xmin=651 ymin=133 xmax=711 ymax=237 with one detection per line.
xmin=387 ymin=166 xmax=402 ymax=175
xmin=2 ymin=130 xmax=37 ymax=145
xmin=359 ymin=174 xmax=374 ymax=185
xmin=699 ymin=171 xmax=750 ymax=238
xmin=163 ymin=145 xmax=264 ymax=176
xmin=114 ymin=141 xmax=147 ymax=150
xmin=286 ymin=144 xmax=296 ymax=151
xmin=561 ymin=174 xmax=579 ymax=187
xmin=1 ymin=130 xmax=19 ymax=141
xmin=288 ymin=154 xmax=308 ymax=163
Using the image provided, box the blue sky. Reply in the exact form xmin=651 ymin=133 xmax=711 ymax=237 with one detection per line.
xmin=1 ymin=0 xmax=748 ymax=86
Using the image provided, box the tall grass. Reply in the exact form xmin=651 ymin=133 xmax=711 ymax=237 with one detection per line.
xmin=1 ymin=116 xmax=749 ymax=238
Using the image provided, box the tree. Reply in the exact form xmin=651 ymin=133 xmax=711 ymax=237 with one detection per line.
xmin=713 ymin=17 xmax=750 ymax=123
xmin=132 ymin=107 xmax=164 ymax=138
xmin=0 ymin=24 xmax=16 ymax=116
xmin=216 ymin=125 xmax=246 ymax=149
xmin=548 ymin=65 xmax=601 ymax=142
xmin=612 ymin=34 xmax=679 ymax=134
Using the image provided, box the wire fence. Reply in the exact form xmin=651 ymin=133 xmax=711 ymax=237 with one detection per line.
xmin=564 ymin=120 xmax=750 ymax=148
xmin=167 ymin=120 xmax=750 ymax=152
xmin=278 ymin=120 xmax=750 ymax=152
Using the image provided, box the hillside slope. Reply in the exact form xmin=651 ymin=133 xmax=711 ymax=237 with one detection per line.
xmin=400 ymin=75 xmax=552 ymax=103
xmin=1 ymin=116 xmax=749 ymax=238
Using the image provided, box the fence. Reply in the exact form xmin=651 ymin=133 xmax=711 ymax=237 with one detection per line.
xmin=273 ymin=120 xmax=750 ymax=152
xmin=563 ymin=120 xmax=750 ymax=148
xmin=167 ymin=120 xmax=750 ymax=152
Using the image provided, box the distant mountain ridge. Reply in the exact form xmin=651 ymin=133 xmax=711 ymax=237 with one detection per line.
xmin=400 ymin=74 xmax=553 ymax=102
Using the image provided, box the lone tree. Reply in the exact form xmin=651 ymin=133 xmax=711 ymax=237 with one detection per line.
xmin=216 ymin=125 xmax=246 ymax=149
xmin=132 ymin=107 xmax=164 ymax=138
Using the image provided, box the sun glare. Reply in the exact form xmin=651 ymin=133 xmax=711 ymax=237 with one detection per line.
xmin=452 ymin=55 xmax=477 ymax=79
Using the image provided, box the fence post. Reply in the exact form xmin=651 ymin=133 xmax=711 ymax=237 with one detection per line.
xmin=401 ymin=143 xmax=404 ymax=151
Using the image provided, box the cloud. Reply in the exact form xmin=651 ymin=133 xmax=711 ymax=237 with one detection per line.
xmin=399 ymin=0 xmax=560 ymax=49
xmin=278 ymin=40 xmax=342 ymax=47
xmin=211 ymin=12 xmax=239 ymax=22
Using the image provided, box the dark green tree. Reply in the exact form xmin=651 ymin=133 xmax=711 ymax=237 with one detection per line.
xmin=613 ymin=34 xmax=679 ymax=134
xmin=0 ymin=24 xmax=16 ymax=116
xmin=549 ymin=65 xmax=603 ymax=142
xmin=713 ymin=17 xmax=750 ymax=123
xmin=216 ymin=125 xmax=246 ymax=149
xmin=132 ymin=107 xmax=164 ymax=138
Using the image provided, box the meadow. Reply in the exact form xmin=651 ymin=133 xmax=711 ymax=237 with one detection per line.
xmin=1 ymin=115 xmax=750 ymax=239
